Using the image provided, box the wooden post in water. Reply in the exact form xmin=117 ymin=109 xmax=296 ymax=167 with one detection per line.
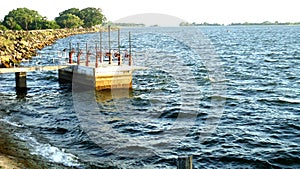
xmin=177 ymin=156 xmax=193 ymax=169
xmin=15 ymin=72 xmax=27 ymax=96
xmin=15 ymin=72 xmax=27 ymax=89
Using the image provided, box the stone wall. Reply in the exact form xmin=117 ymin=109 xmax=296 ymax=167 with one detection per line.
xmin=0 ymin=28 xmax=101 ymax=68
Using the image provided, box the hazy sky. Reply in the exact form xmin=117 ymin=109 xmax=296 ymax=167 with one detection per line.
xmin=1 ymin=0 xmax=299 ymax=24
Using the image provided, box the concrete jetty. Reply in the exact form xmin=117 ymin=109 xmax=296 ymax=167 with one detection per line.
xmin=0 ymin=26 xmax=145 ymax=93
xmin=59 ymin=63 xmax=134 ymax=90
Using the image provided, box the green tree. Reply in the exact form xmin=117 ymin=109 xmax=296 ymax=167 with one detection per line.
xmin=79 ymin=7 xmax=106 ymax=27
xmin=3 ymin=16 xmax=20 ymax=30
xmin=55 ymin=14 xmax=83 ymax=28
xmin=0 ymin=23 xmax=8 ymax=30
xmin=59 ymin=8 xmax=80 ymax=17
xmin=40 ymin=20 xmax=60 ymax=29
xmin=3 ymin=8 xmax=43 ymax=30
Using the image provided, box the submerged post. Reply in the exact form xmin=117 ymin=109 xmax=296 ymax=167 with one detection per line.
xmin=15 ymin=72 xmax=27 ymax=96
xmin=177 ymin=156 xmax=193 ymax=169
xmin=15 ymin=72 xmax=27 ymax=89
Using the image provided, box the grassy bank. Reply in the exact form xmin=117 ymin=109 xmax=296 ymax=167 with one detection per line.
xmin=0 ymin=28 xmax=102 ymax=68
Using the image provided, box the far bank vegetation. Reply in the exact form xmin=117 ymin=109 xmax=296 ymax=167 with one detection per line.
xmin=0 ymin=7 xmax=107 ymax=31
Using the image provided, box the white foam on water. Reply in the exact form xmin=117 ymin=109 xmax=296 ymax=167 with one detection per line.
xmin=279 ymin=97 xmax=300 ymax=104
xmin=0 ymin=117 xmax=24 ymax=128
xmin=32 ymin=144 xmax=80 ymax=167
xmin=15 ymin=132 xmax=81 ymax=167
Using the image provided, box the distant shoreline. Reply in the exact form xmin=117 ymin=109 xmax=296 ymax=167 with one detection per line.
xmin=179 ymin=21 xmax=300 ymax=27
xmin=112 ymin=22 xmax=300 ymax=28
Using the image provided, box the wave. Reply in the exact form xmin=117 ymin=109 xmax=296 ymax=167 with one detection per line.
xmin=0 ymin=117 xmax=24 ymax=128
xmin=15 ymin=132 xmax=81 ymax=167
xmin=257 ymin=97 xmax=300 ymax=104
xmin=278 ymin=97 xmax=300 ymax=104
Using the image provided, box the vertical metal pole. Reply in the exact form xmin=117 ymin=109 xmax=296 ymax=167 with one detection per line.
xmin=118 ymin=28 xmax=120 ymax=54
xmin=69 ymin=51 xmax=73 ymax=64
xmin=77 ymin=43 xmax=80 ymax=65
xmin=100 ymin=30 xmax=103 ymax=63
xmin=95 ymin=44 xmax=98 ymax=68
xmin=108 ymin=25 xmax=111 ymax=54
xmin=118 ymin=28 xmax=122 ymax=65
xmin=69 ymin=42 xmax=72 ymax=64
xmin=108 ymin=25 xmax=112 ymax=64
xmin=86 ymin=43 xmax=89 ymax=66
xmin=129 ymin=32 xmax=132 ymax=66
xmin=129 ymin=32 xmax=131 ymax=55
xmin=69 ymin=52 xmax=73 ymax=64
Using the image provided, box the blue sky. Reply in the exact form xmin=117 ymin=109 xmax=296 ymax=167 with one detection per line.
xmin=1 ymin=0 xmax=299 ymax=24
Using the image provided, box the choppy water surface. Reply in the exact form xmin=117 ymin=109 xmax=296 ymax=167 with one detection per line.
xmin=0 ymin=26 xmax=300 ymax=168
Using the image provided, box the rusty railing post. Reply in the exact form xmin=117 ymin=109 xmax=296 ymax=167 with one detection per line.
xmin=85 ymin=43 xmax=89 ymax=66
xmin=76 ymin=43 xmax=81 ymax=65
xmin=95 ymin=44 xmax=98 ymax=68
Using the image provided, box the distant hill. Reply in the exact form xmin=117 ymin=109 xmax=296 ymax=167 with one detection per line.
xmin=114 ymin=13 xmax=185 ymax=27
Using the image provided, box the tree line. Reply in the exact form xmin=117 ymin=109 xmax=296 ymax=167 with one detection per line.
xmin=179 ymin=22 xmax=223 ymax=26
xmin=179 ymin=21 xmax=300 ymax=27
xmin=0 ymin=7 xmax=106 ymax=30
xmin=229 ymin=21 xmax=300 ymax=26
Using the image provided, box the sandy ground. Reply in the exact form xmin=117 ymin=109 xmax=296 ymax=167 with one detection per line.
xmin=0 ymin=154 xmax=22 ymax=169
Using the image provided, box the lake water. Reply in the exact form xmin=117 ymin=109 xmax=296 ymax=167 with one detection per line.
xmin=0 ymin=26 xmax=300 ymax=168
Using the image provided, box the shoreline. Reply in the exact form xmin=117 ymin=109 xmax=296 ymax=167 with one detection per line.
xmin=0 ymin=27 xmax=111 ymax=68
xmin=0 ymin=28 xmax=107 ymax=168
xmin=0 ymin=118 xmax=70 ymax=169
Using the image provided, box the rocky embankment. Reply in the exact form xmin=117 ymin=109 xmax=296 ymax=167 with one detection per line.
xmin=0 ymin=28 xmax=100 ymax=68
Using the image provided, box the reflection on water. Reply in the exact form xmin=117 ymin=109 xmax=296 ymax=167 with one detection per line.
xmin=95 ymin=89 xmax=133 ymax=102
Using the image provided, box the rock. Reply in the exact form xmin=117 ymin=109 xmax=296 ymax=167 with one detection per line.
xmin=0 ymin=28 xmax=101 ymax=67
